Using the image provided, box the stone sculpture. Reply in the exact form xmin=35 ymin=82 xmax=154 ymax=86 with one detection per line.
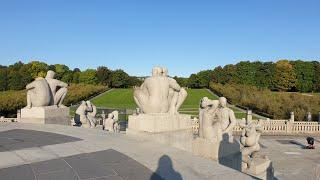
xmin=239 ymin=120 xmax=272 ymax=179
xmin=25 ymin=70 xmax=68 ymax=108
xmin=86 ymin=101 xmax=97 ymax=128
xmin=74 ymin=101 xmax=97 ymax=128
xmin=103 ymin=111 xmax=119 ymax=132
xmin=45 ymin=70 xmax=68 ymax=107
xmin=199 ymin=97 xmax=222 ymax=142
xmin=26 ymin=77 xmax=52 ymax=108
xmin=133 ymin=67 xmax=187 ymax=114
xmin=217 ymin=97 xmax=236 ymax=142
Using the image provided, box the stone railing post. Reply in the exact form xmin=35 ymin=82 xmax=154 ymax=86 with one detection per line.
xmin=246 ymin=110 xmax=252 ymax=123
xmin=307 ymin=112 xmax=312 ymax=122
xmin=290 ymin=112 xmax=294 ymax=122
xmin=16 ymin=109 xmax=21 ymax=120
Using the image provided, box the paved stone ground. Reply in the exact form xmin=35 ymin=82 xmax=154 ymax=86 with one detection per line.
xmin=0 ymin=123 xmax=253 ymax=180
xmin=259 ymin=135 xmax=320 ymax=180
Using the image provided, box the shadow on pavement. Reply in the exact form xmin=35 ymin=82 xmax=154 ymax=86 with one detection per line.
xmin=150 ymin=155 xmax=182 ymax=180
xmin=0 ymin=129 xmax=82 ymax=152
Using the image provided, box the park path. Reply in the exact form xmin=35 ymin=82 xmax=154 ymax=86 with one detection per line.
xmin=205 ymin=89 xmax=268 ymax=120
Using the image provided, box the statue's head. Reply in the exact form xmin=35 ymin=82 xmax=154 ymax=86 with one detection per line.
xmin=212 ymin=100 xmax=220 ymax=109
xmin=108 ymin=113 xmax=114 ymax=119
xmin=162 ymin=67 xmax=168 ymax=76
xmin=219 ymin=97 xmax=227 ymax=107
xmin=46 ymin=70 xmax=55 ymax=79
xmin=152 ymin=67 xmax=162 ymax=76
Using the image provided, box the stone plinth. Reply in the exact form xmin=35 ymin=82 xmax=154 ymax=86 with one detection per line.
xmin=19 ymin=106 xmax=70 ymax=125
xmin=242 ymin=157 xmax=271 ymax=180
xmin=128 ymin=113 xmax=193 ymax=133
xmin=192 ymin=138 xmax=219 ymax=160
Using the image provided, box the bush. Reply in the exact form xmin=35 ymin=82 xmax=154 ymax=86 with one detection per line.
xmin=0 ymin=84 xmax=107 ymax=117
xmin=210 ymin=83 xmax=320 ymax=121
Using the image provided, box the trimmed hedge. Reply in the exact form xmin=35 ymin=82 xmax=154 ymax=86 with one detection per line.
xmin=0 ymin=84 xmax=107 ymax=117
xmin=210 ymin=83 xmax=320 ymax=121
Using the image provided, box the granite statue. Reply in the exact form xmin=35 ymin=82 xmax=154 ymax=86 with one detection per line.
xmin=240 ymin=121 xmax=263 ymax=170
xmin=198 ymin=97 xmax=222 ymax=142
xmin=103 ymin=111 xmax=119 ymax=132
xmin=25 ymin=77 xmax=52 ymax=108
xmin=25 ymin=70 xmax=68 ymax=108
xmin=217 ymin=97 xmax=236 ymax=142
xmin=45 ymin=70 xmax=68 ymax=107
xmin=86 ymin=101 xmax=97 ymax=128
xmin=133 ymin=67 xmax=187 ymax=114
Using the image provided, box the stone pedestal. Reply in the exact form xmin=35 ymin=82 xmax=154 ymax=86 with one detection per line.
xmin=128 ymin=113 xmax=193 ymax=132
xmin=19 ymin=106 xmax=70 ymax=126
xmin=192 ymin=138 xmax=219 ymax=160
xmin=242 ymin=157 xmax=271 ymax=180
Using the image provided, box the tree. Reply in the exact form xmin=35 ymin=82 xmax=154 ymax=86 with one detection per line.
xmin=28 ymin=61 xmax=48 ymax=78
xmin=212 ymin=66 xmax=225 ymax=84
xmin=291 ymin=60 xmax=315 ymax=92
xmin=313 ymin=62 xmax=320 ymax=92
xmin=0 ymin=66 xmax=8 ymax=91
xmin=79 ymin=69 xmax=98 ymax=84
xmin=54 ymin=64 xmax=69 ymax=80
xmin=273 ymin=60 xmax=297 ymax=91
xmin=197 ymin=70 xmax=213 ymax=88
xmin=111 ymin=69 xmax=130 ymax=88
xmin=255 ymin=62 xmax=276 ymax=89
xmin=187 ymin=74 xmax=201 ymax=88
xmin=173 ymin=76 xmax=188 ymax=87
xmin=96 ymin=66 xmax=112 ymax=86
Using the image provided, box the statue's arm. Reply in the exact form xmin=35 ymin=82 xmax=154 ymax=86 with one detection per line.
xmin=224 ymin=109 xmax=237 ymax=133
xmin=55 ymin=79 xmax=68 ymax=88
xmin=169 ymin=78 xmax=181 ymax=91
xmin=26 ymin=81 xmax=35 ymax=90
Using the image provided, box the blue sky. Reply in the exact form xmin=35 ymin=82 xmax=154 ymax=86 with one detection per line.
xmin=0 ymin=0 xmax=319 ymax=77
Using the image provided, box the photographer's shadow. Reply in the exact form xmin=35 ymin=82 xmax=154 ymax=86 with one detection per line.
xmin=150 ymin=155 xmax=182 ymax=180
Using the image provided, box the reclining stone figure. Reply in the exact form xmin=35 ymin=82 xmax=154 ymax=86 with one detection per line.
xmin=133 ymin=67 xmax=187 ymax=114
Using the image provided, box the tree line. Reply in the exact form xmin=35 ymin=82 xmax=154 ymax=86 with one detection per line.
xmin=0 ymin=61 xmax=143 ymax=91
xmin=184 ymin=60 xmax=320 ymax=92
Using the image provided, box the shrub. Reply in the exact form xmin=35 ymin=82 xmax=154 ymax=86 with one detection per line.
xmin=210 ymin=83 xmax=320 ymax=121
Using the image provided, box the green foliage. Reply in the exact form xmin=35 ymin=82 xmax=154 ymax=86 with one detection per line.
xmin=291 ymin=60 xmax=315 ymax=92
xmin=273 ymin=60 xmax=297 ymax=91
xmin=111 ymin=69 xmax=130 ymax=88
xmin=97 ymin=66 xmax=112 ymax=86
xmin=79 ymin=69 xmax=98 ymax=84
xmin=210 ymin=83 xmax=320 ymax=121
xmin=187 ymin=74 xmax=201 ymax=88
xmin=173 ymin=76 xmax=188 ymax=87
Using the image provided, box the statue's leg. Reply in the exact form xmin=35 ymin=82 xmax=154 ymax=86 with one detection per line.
xmin=26 ymin=91 xmax=32 ymax=108
xmin=54 ymin=87 xmax=68 ymax=107
xmin=133 ymin=89 xmax=148 ymax=113
xmin=175 ymin=88 xmax=187 ymax=111
xmin=168 ymin=91 xmax=179 ymax=114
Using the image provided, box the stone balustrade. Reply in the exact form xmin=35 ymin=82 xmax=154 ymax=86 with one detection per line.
xmin=233 ymin=119 xmax=320 ymax=135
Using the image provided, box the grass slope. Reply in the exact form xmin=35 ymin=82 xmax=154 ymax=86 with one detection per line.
xmin=91 ymin=88 xmax=251 ymax=119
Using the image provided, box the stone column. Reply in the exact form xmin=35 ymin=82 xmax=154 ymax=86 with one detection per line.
xmin=17 ymin=109 xmax=21 ymax=119
xmin=290 ymin=112 xmax=294 ymax=122
xmin=246 ymin=110 xmax=252 ymax=123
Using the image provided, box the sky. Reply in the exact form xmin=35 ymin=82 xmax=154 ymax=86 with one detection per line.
xmin=0 ymin=0 xmax=319 ymax=77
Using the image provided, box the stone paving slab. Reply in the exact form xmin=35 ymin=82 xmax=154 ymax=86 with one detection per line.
xmin=0 ymin=123 xmax=254 ymax=180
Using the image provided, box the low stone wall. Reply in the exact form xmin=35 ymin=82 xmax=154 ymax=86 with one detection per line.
xmin=233 ymin=119 xmax=320 ymax=135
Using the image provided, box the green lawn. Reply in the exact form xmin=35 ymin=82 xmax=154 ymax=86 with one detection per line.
xmin=90 ymin=88 xmax=250 ymax=119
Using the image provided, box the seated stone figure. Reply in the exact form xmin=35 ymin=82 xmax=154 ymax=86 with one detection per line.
xmin=217 ymin=97 xmax=236 ymax=143
xmin=133 ymin=67 xmax=187 ymax=114
xmin=199 ymin=97 xmax=222 ymax=142
xmin=74 ymin=101 xmax=93 ymax=127
xmin=45 ymin=70 xmax=68 ymax=107
xmin=86 ymin=101 xmax=97 ymax=128
xmin=240 ymin=121 xmax=263 ymax=170
xmin=103 ymin=111 xmax=119 ymax=132
xmin=25 ymin=77 xmax=52 ymax=108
